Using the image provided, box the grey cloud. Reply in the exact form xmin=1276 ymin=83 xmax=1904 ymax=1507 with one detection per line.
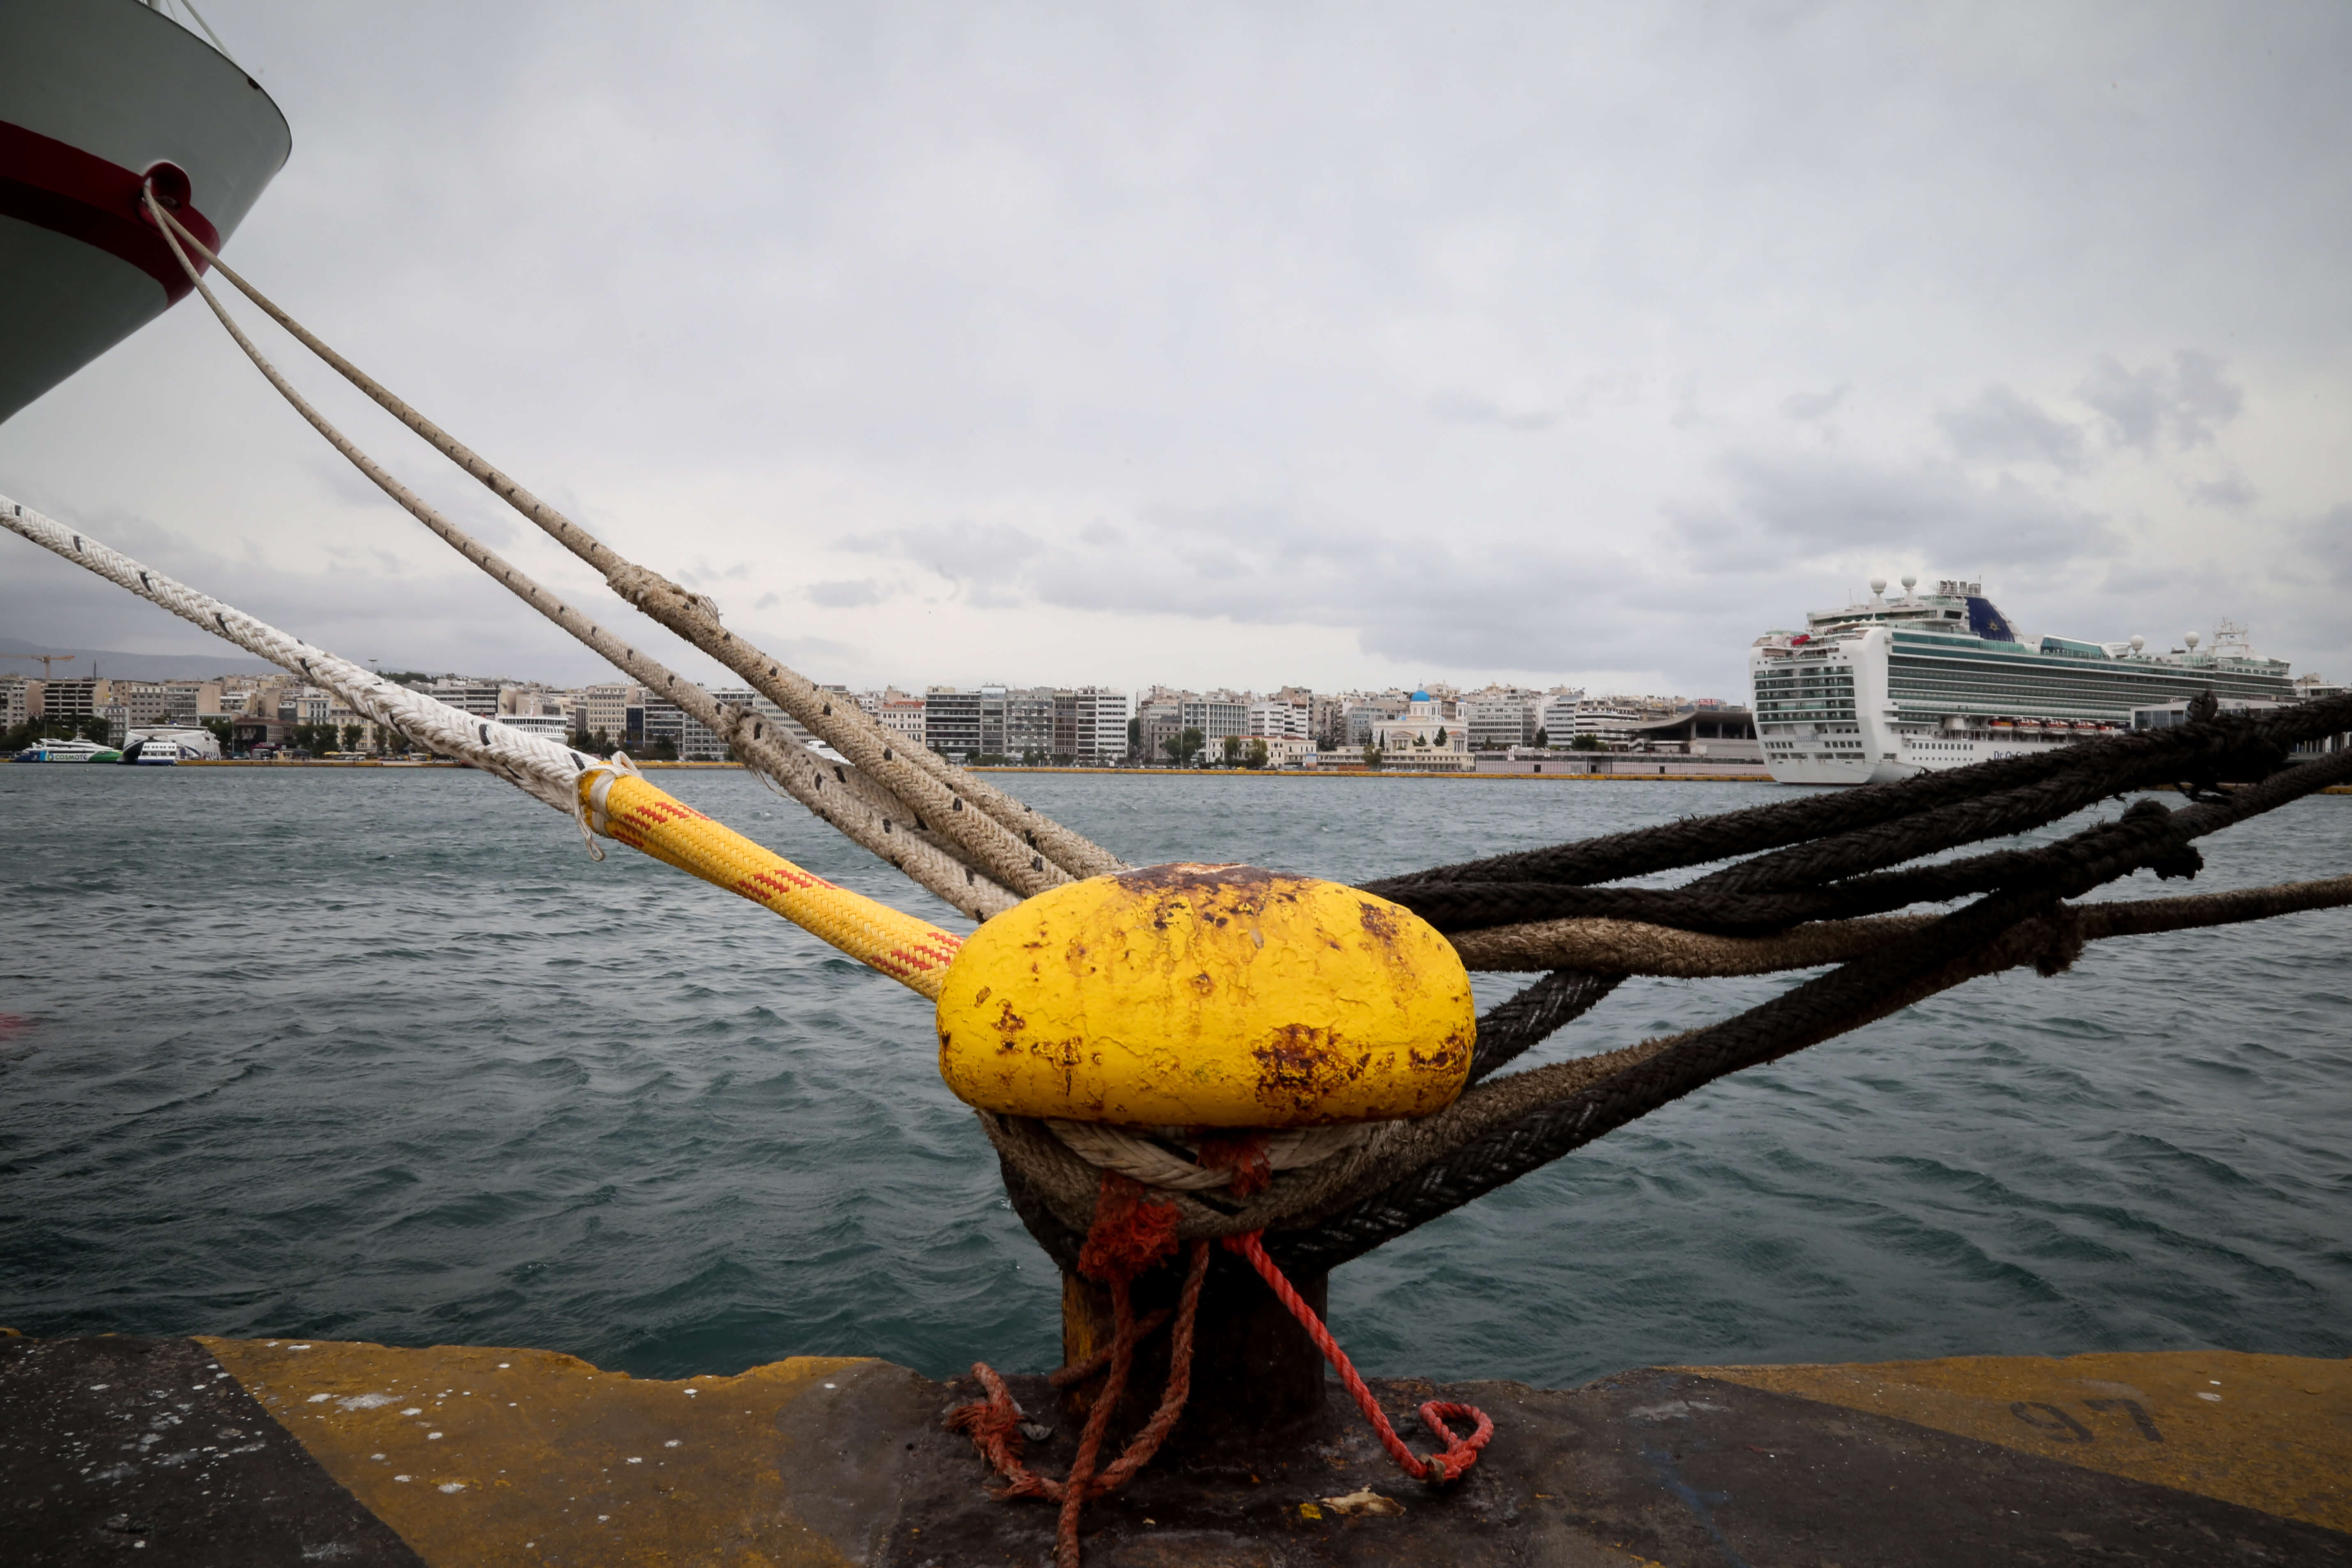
xmin=1779 ymin=385 xmax=1850 ymax=423
xmin=1935 ymin=385 xmax=2086 ymax=471
xmin=1429 ymin=391 xmax=1557 ymax=433
xmin=1674 ymin=450 xmax=2113 ymax=571
xmin=2078 ymin=351 xmax=2244 ymax=451
xmin=2310 ymin=505 xmax=2352 ymax=587
xmin=2186 ymin=471 xmax=2258 ymax=511
xmin=806 ymin=578 xmax=886 ymax=607
xmin=852 ymin=506 xmax=1674 ymax=675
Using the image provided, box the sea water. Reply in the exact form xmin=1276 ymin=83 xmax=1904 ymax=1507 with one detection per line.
xmin=2 ymin=764 xmax=2347 ymax=1386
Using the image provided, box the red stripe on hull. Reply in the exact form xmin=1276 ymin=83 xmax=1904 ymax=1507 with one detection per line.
xmin=0 ymin=120 xmax=222 ymax=303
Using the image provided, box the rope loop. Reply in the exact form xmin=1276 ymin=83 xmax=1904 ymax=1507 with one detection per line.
xmin=1219 ymin=1230 xmax=1494 ymax=1487
xmin=948 ymin=1172 xmax=1213 ymax=1567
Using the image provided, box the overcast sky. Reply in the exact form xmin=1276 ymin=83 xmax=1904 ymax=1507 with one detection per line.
xmin=4 ymin=1 xmax=2347 ymax=699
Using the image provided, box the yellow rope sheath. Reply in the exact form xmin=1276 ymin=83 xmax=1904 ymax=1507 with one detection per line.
xmin=588 ymin=771 xmax=965 ymax=1000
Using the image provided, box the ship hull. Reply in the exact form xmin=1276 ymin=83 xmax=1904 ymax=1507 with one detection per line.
xmin=0 ymin=0 xmax=290 ymax=425
xmin=1753 ymin=618 xmax=2298 ymax=786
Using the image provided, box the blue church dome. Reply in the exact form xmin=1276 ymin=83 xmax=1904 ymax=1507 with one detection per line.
xmin=1410 ymin=690 xmax=1430 ymax=701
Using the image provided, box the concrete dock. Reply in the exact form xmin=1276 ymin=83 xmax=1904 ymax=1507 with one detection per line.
xmin=5 ymin=1333 xmax=2346 ymax=1564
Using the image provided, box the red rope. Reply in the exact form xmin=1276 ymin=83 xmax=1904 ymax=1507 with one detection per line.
xmin=947 ymin=1167 xmax=1493 ymax=1567
xmin=946 ymin=1173 xmax=1213 ymax=1567
xmin=1221 ymin=1230 xmax=1494 ymax=1485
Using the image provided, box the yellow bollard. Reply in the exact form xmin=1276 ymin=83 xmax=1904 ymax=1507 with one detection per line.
xmin=935 ymin=863 xmax=1475 ymax=1128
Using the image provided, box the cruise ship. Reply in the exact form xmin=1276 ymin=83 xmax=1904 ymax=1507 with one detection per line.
xmin=1749 ymin=576 xmax=2299 ymax=785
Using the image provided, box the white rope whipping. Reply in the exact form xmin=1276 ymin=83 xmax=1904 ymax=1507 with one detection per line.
xmin=0 ymin=496 xmax=595 ymax=815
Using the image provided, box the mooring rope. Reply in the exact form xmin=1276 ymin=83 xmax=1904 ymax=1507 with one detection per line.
xmin=986 ymin=852 xmax=2352 ymax=1261
xmin=1450 ymin=873 xmax=2352 ymax=978
xmin=140 ymin=192 xmax=1026 ymax=921
xmin=2 ymin=497 xmax=591 ymax=812
xmin=0 ymin=498 xmax=968 ymax=999
xmin=147 ymin=198 xmax=1122 ymax=896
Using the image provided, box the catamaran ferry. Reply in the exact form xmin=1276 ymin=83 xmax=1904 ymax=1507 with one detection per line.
xmin=1750 ymin=576 xmax=2299 ymax=785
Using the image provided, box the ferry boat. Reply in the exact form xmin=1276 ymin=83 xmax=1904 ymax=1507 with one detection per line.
xmin=13 ymin=738 xmax=123 ymax=762
xmin=1750 ymin=576 xmax=2299 ymax=785
xmin=123 ymin=724 xmax=221 ymax=762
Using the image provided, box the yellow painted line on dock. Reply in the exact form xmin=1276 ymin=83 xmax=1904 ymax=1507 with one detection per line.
xmin=1698 ymin=1350 xmax=2352 ymax=1532
xmin=201 ymin=1336 xmax=873 ymax=1567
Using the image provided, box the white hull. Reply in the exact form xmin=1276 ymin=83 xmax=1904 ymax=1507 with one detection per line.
xmin=0 ymin=0 xmax=290 ymax=424
xmin=1752 ymin=589 xmax=2297 ymax=787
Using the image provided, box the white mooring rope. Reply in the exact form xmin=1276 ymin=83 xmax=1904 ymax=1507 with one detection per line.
xmin=0 ymin=495 xmax=594 ymax=815
xmin=140 ymin=196 xmax=1022 ymax=921
xmin=145 ymin=196 xmax=1123 ymax=897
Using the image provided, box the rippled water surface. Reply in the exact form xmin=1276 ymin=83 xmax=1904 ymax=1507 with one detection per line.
xmin=3 ymin=764 xmax=2347 ymax=1386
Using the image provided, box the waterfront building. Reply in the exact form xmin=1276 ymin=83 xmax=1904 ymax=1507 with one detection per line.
xmin=1136 ymin=698 xmax=1187 ymax=763
xmin=1309 ymin=693 xmax=1347 ymax=746
xmin=1180 ymin=697 xmax=1250 ymax=743
xmin=1371 ymin=691 xmax=1467 ymax=755
xmin=1058 ymin=687 xmax=1132 ymax=761
xmin=424 ymin=678 xmax=503 ymax=718
xmin=877 ymin=696 xmax=926 ymax=746
xmin=924 ymin=688 xmax=984 ymax=760
xmin=1624 ymin=707 xmax=1763 ymax=760
xmin=0 ymin=677 xmax=28 ymax=730
xmin=1262 ymin=735 xmax=1316 ymax=768
xmin=34 ymin=677 xmax=105 ymax=722
xmin=575 ymin=684 xmax=640 ymax=745
xmin=1461 ymin=692 xmax=1533 ymax=751
xmin=1248 ymin=698 xmax=1312 ymax=742
xmin=228 ymin=714 xmax=293 ymax=752
xmin=90 ymin=677 xmax=214 ymax=726
xmin=1005 ymin=687 xmax=1057 ymax=758
xmin=277 ymin=686 xmax=333 ymax=724
xmin=641 ymin=697 xmax=686 ymax=755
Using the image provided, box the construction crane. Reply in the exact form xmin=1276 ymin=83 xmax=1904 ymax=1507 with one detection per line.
xmin=2 ymin=653 xmax=81 ymax=677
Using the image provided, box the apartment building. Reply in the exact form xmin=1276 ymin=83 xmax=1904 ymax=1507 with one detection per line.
xmin=924 ymin=687 xmax=984 ymax=759
xmin=876 ymin=695 xmax=925 ymax=746
xmin=1057 ymin=687 xmax=1132 ymax=761
xmin=1179 ymin=697 xmax=1249 ymax=741
xmin=1342 ymin=694 xmax=1407 ymax=745
xmin=1003 ymin=688 xmax=1057 ymax=758
xmin=1136 ymin=699 xmax=1186 ymax=762
xmin=1461 ymin=692 xmax=1535 ymax=751
xmin=424 ymin=677 xmax=503 ymax=718
xmin=34 ymin=677 xmax=105 ymax=721
xmin=97 ymin=679 xmax=222 ymax=727
xmin=641 ymin=697 xmax=686 ymax=755
xmin=1247 ymin=698 xmax=1312 ymax=741
xmin=277 ymin=686 xmax=334 ymax=724
xmin=573 ymin=684 xmax=639 ymax=746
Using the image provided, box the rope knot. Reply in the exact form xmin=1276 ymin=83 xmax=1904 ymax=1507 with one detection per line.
xmin=1192 ymin=1131 xmax=1275 ymax=1195
xmin=2030 ymin=905 xmax=2087 ymax=978
xmin=1077 ymin=1173 xmax=1180 ymax=1284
